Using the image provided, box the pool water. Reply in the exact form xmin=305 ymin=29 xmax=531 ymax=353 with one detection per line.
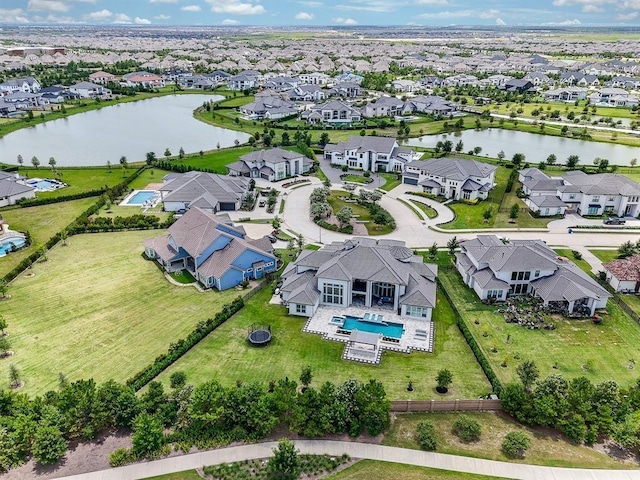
xmin=126 ymin=190 xmax=158 ymax=205
xmin=341 ymin=316 xmax=404 ymax=339
xmin=0 ymin=237 xmax=26 ymax=256
xmin=26 ymin=178 xmax=64 ymax=191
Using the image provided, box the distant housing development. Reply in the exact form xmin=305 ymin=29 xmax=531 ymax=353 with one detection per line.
xmin=456 ymin=235 xmax=610 ymax=316
xmin=144 ymin=207 xmax=276 ymax=291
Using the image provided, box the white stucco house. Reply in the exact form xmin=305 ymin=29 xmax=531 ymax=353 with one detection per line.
xmin=227 ymin=148 xmax=312 ymax=181
xmin=323 ymin=136 xmax=417 ymax=173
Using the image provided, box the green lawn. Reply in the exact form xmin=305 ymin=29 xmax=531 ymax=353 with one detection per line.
xmin=17 ymin=167 xmax=123 ymax=199
xmin=127 ymin=167 xmax=171 ymax=190
xmin=153 ymin=284 xmax=491 ymax=400
xmin=144 ymin=471 xmax=202 ymax=480
xmin=0 ymin=197 xmax=98 ymax=278
xmin=327 ymin=190 xmax=394 ymax=235
xmin=412 ymin=200 xmax=438 ymax=219
xmin=171 ymin=146 xmax=257 ymax=172
xmin=1 ymin=231 xmax=239 ymax=395
xmin=327 ymin=461 xmax=510 ymax=480
xmin=379 ymin=173 xmax=402 ymax=192
xmin=591 ymin=249 xmax=620 ymax=263
xmin=437 ymin=262 xmax=640 ymax=387
xmin=383 ymin=412 xmax=631 ymax=469
xmin=554 ymin=249 xmax=594 ymax=275
xmin=342 ymin=174 xmax=371 ymax=184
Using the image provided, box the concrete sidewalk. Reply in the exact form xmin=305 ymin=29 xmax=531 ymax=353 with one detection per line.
xmin=54 ymin=440 xmax=640 ymax=480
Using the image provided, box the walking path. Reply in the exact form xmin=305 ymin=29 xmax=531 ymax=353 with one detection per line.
xmin=54 ymin=440 xmax=640 ymax=480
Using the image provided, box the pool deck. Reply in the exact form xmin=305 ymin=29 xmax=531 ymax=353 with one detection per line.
xmin=119 ymin=189 xmax=160 ymax=208
xmin=303 ymin=305 xmax=434 ymax=364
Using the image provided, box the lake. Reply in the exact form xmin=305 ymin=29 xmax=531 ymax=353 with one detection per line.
xmin=406 ymin=128 xmax=640 ymax=166
xmin=0 ymin=94 xmax=250 ymax=167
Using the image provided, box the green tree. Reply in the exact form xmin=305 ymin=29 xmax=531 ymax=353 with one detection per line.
xmin=267 ymin=438 xmax=300 ymax=480
xmin=546 ymin=154 xmax=557 ymax=166
xmin=296 ymin=233 xmax=305 ymax=254
xmin=106 ymin=160 xmax=111 ymax=172
xmin=281 ymin=131 xmax=290 ymax=146
xmin=179 ymin=147 xmax=185 ymax=159
xmin=455 ymin=140 xmax=464 ymax=152
xmin=299 ymin=366 xmax=313 ymax=389
xmin=0 ymin=427 xmax=20 ymax=472
xmin=336 ymin=206 xmax=353 ymax=226
xmin=131 ymin=413 xmax=164 ymax=457
xmin=17 ymin=154 xmax=23 ymax=168
xmin=509 ymin=204 xmax=519 ymax=221
xmin=8 ymin=364 xmax=20 ymax=388
xmin=428 ymin=242 xmax=438 ymax=259
xmin=482 ymin=207 xmax=493 ymax=222
xmin=163 ymin=148 xmax=171 ymax=158
xmin=119 ymin=156 xmax=128 ymax=169
xmin=497 ymin=150 xmax=505 ymax=162
xmin=618 ymin=241 xmax=637 ymax=259
xmin=169 ymin=371 xmax=187 ymax=389
xmin=516 ymin=360 xmax=539 ymax=393
xmin=566 ymin=155 xmax=580 ymax=169
xmin=319 ymin=132 xmax=330 ymax=146
xmin=502 ymin=431 xmax=531 ymax=458
xmin=31 ymin=156 xmax=40 ymax=169
xmin=0 ymin=314 xmax=6 ymax=334
xmin=511 ymin=153 xmax=525 ymax=166
xmin=452 ymin=415 xmax=481 ymax=442
xmin=436 ymin=369 xmax=453 ymax=392
xmin=32 ymin=425 xmax=67 ymax=465
xmin=145 ymin=152 xmax=157 ymax=165
xmin=416 ymin=421 xmax=437 ymax=451
xmin=447 ymin=236 xmax=459 ymax=255
xmin=442 ymin=140 xmax=453 ymax=153
xmin=0 ymin=337 xmax=10 ymax=357
xmin=48 ymin=157 xmax=56 ymax=170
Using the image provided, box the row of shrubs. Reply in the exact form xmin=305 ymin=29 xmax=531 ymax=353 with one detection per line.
xmin=126 ymin=296 xmax=246 ymax=391
xmin=437 ymin=279 xmax=503 ymax=395
xmin=15 ymin=188 xmax=108 ymax=207
xmin=314 ymin=218 xmax=353 ymax=234
xmin=68 ymin=214 xmax=174 ymax=234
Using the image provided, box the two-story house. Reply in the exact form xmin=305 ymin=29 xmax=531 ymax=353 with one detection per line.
xmin=456 ymin=235 xmax=610 ymax=316
xmin=361 ymin=95 xmax=405 ymax=118
xmin=88 ymin=71 xmax=117 ymax=85
xmin=402 ymin=158 xmax=496 ymax=201
xmin=144 ymin=207 xmax=276 ymax=291
xmin=227 ymin=70 xmax=261 ymax=91
xmin=280 ymin=237 xmax=437 ymax=319
xmin=227 ymin=147 xmax=311 ymax=181
xmin=323 ymin=136 xmax=417 ymax=173
xmin=301 ymin=100 xmax=361 ymax=126
xmin=69 ymin=81 xmax=112 ymax=99
xmin=0 ymin=77 xmax=41 ymax=94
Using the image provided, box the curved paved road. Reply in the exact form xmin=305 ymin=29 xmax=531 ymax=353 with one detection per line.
xmin=54 ymin=440 xmax=640 ymax=480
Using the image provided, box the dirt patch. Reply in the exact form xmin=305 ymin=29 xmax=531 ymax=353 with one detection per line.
xmin=593 ymin=439 xmax=640 ymax=465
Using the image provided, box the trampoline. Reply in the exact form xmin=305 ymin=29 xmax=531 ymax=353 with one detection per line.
xmin=247 ymin=327 xmax=272 ymax=346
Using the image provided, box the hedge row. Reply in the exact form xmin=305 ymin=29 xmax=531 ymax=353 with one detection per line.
xmin=437 ymin=278 xmax=503 ymax=395
xmin=68 ymin=214 xmax=173 ymax=235
xmin=155 ymin=160 xmax=222 ymax=175
xmin=315 ymin=219 xmax=353 ymax=234
xmin=16 ymin=188 xmax=107 ymax=207
xmin=2 ymin=167 xmax=146 ymax=284
xmin=126 ymin=296 xmax=246 ymax=391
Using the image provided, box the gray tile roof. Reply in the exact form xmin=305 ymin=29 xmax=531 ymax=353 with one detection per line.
xmin=563 ymin=171 xmax=640 ymax=196
xmin=0 ymin=178 xmax=35 ymax=198
xmin=240 ymin=148 xmax=302 ymax=165
xmin=531 ymin=263 xmax=610 ymax=303
xmin=161 ymin=171 xmax=248 ymax=205
xmin=529 ymin=195 xmax=567 ymax=208
xmin=409 ymin=157 xmax=497 ymax=181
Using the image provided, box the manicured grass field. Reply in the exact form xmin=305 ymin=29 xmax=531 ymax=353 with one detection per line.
xmin=412 ymin=200 xmax=438 ymax=219
xmin=327 ymin=190 xmax=394 ymax=235
xmin=437 ymin=260 xmax=640 ymax=388
xmin=383 ymin=412 xmax=631 ymax=469
xmin=0 ymin=197 xmax=97 ymax=278
xmin=154 ymin=284 xmax=491 ymax=400
xmin=1 ymin=231 xmax=239 ymax=395
xmin=591 ymin=249 xmax=620 ymax=264
xmin=18 ymin=167 xmax=123 ymax=199
xmin=379 ymin=172 xmax=402 ymax=192
xmin=171 ymin=146 xmax=257 ymax=172
xmin=342 ymin=174 xmax=371 ymax=184
xmin=327 ymin=460 xmax=509 ymax=480
xmin=127 ymin=167 xmax=171 ymax=190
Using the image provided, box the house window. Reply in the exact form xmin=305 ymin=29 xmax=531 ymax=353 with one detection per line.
xmin=587 ymin=206 xmax=599 ymax=215
xmin=487 ymin=290 xmax=503 ymax=299
xmin=534 ymin=270 xmax=540 ymax=277
xmin=607 ymin=196 xmax=615 ymax=202
xmin=463 ymin=190 xmax=471 ymax=200
xmin=295 ymin=304 xmax=307 ymax=314
xmin=322 ymin=283 xmax=344 ymax=305
xmin=592 ymin=195 xmax=600 ymax=202
xmin=544 ymin=208 xmax=549 ymax=215
xmin=406 ymin=305 xmax=428 ymax=318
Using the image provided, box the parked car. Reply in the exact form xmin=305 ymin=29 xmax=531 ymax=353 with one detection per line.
xmin=259 ymin=199 xmax=266 ymax=207
xmin=604 ymin=217 xmax=626 ymax=225
xmin=267 ymin=234 xmax=277 ymax=243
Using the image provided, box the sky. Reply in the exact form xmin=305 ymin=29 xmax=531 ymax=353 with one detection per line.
xmin=1 ymin=0 xmax=640 ymax=27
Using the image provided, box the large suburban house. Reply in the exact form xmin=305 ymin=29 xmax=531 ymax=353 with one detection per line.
xmin=0 ymin=171 xmax=35 ymax=207
xmin=456 ymin=235 xmax=611 ymax=316
xmin=403 ymin=157 xmax=496 ymax=201
xmin=361 ymin=95 xmax=404 ymax=118
xmin=323 ymin=136 xmax=417 ymax=173
xmin=159 ymin=172 xmax=250 ymax=213
xmin=123 ymin=72 xmax=165 ymax=88
xmin=0 ymin=77 xmax=41 ymax=94
xmin=603 ymin=254 xmax=640 ymax=293
xmin=69 ymin=82 xmax=112 ymax=99
xmin=227 ymin=147 xmax=312 ymax=181
xmin=401 ymin=95 xmax=459 ymax=116
xmin=239 ymin=93 xmax=298 ymax=120
xmin=301 ymin=100 xmax=361 ymax=126
xmin=88 ymin=71 xmax=117 ymax=85
xmin=280 ymin=237 xmax=437 ymax=319
xmin=144 ymin=207 xmax=277 ymax=291
xmin=227 ymin=70 xmax=260 ymax=91
xmin=520 ymin=169 xmax=640 ymax=218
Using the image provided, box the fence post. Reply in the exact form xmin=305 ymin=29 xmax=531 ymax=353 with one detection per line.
xmin=454 ymin=399 xmax=460 ymax=412
xmin=430 ymin=399 xmax=434 ymax=412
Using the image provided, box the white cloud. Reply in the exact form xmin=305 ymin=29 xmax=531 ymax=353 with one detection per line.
xmin=295 ymin=11 xmax=313 ymax=20
xmin=182 ymin=5 xmax=202 ymax=11
xmin=332 ymin=16 xmax=358 ymax=24
xmin=616 ymin=11 xmax=639 ymax=19
xmin=112 ymin=13 xmax=132 ymax=23
xmin=496 ymin=17 xmax=506 ymax=25
xmin=135 ymin=17 xmax=151 ymax=24
xmin=149 ymin=0 xmax=178 ymax=3
xmin=582 ymin=4 xmax=604 ymax=11
xmin=299 ymin=1 xmax=323 ymax=5
xmin=27 ymin=0 xmax=71 ymax=12
xmin=154 ymin=14 xmax=171 ymax=19
xmin=87 ymin=9 xmax=112 ymax=20
xmin=542 ymin=18 xmax=582 ymax=25
xmin=221 ymin=18 xmax=240 ymax=24
xmin=336 ymin=1 xmax=395 ymax=13
xmin=478 ymin=9 xmax=500 ymax=19
xmin=206 ymin=0 xmax=266 ymax=15
xmin=0 ymin=8 xmax=30 ymax=23
xmin=414 ymin=0 xmax=449 ymax=4
xmin=552 ymin=0 xmax=616 ymax=12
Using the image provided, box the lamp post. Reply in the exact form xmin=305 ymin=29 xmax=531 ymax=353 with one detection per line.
xmin=319 ymin=223 xmax=322 ymax=244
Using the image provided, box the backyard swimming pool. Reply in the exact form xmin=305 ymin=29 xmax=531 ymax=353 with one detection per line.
xmin=25 ymin=178 xmax=66 ymax=191
xmin=0 ymin=236 xmax=26 ymax=257
xmin=123 ymin=190 xmax=159 ymax=206
xmin=333 ymin=315 xmax=404 ymax=339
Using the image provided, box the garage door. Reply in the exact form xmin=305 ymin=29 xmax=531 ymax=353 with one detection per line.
xmin=403 ymin=177 xmax=418 ymax=185
xmin=219 ymin=202 xmax=236 ymax=211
